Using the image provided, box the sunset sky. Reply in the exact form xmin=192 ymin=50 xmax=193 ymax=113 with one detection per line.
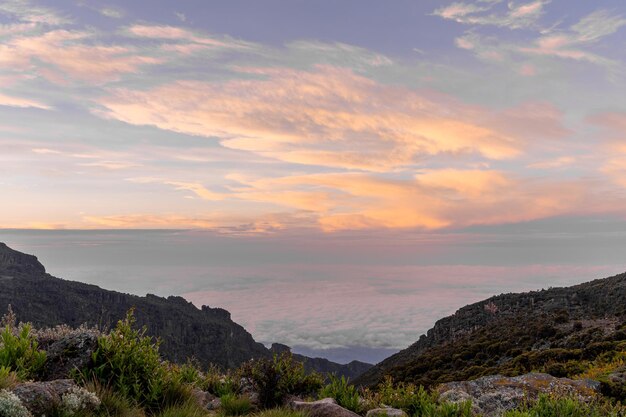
xmin=2 ymin=0 xmax=626 ymax=362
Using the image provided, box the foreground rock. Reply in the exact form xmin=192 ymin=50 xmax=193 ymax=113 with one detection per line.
xmin=42 ymin=332 xmax=98 ymax=380
xmin=291 ymin=398 xmax=361 ymax=417
xmin=12 ymin=379 xmax=77 ymax=416
xmin=437 ymin=372 xmax=600 ymax=417
xmin=366 ymin=407 xmax=408 ymax=417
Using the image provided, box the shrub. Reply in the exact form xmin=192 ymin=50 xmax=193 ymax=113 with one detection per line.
xmin=319 ymin=374 xmax=360 ymax=412
xmin=0 ymin=324 xmax=46 ymax=379
xmin=371 ymin=376 xmax=472 ymax=417
xmin=60 ymin=386 xmax=101 ymax=416
xmin=0 ymin=389 xmax=32 ymax=417
xmin=157 ymin=373 xmax=197 ymax=411
xmin=85 ymin=309 xmax=167 ymax=409
xmin=220 ymin=393 xmax=252 ymax=416
xmin=82 ymin=380 xmax=145 ymax=417
xmin=503 ymin=394 xmax=626 ymax=417
xmin=176 ymin=361 xmax=202 ymax=386
xmin=153 ymin=399 xmax=207 ymax=417
xmin=196 ymin=364 xmax=241 ymax=397
xmin=0 ymin=367 xmax=19 ymax=390
xmin=239 ymin=352 xmax=323 ymax=408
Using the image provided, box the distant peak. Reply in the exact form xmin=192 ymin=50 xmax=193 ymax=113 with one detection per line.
xmin=0 ymin=243 xmax=46 ymax=274
xmin=270 ymin=343 xmax=292 ymax=354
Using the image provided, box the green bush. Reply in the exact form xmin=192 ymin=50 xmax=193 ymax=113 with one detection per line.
xmin=153 ymin=399 xmax=207 ymax=417
xmin=85 ymin=309 xmax=167 ymax=409
xmin=371 ymin=376 xmax=472 ymax=417
xmin=503 ymin=394 xmax=626 ymax=417
xmin=319 ymin=374 xmax=360 ymax=412
xmin=0 ymin=367 xmax=19 ymax=390
xmin=0 ymin=324 xmax=46 ymax=379
xmin=198 ymin=364 xmax=241 ymax=397
xmin=82 ymin=379 xmax=146 ymax=417
xmin=220 ymin=393 xmax=252 ymax=416
xmin=239 ymin=352 xmax=323 ymax=408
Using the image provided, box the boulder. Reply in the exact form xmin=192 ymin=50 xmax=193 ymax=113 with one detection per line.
xmin=437 ymin=373 xmax=600 ymax=417
xmin=207 ymin=397 xmax=222 ymax=410
xmin=607 ymin=366 xmax=626 ymax=385
xmin=42 ymin=332 xmax=98 ymax=380
xmin=12 ymin=379 xmax=77 ymax=416
xmin=366 ymin=407 xmax=407 ymax=417
xmin=191 ymin=388 xmax=217 ymax=409
xmin=291 ymin=398 xmax=361 ymax=417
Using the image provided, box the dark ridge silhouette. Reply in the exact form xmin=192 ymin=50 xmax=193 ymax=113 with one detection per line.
xmin=0 ymin=242 xmax=371 ymax=378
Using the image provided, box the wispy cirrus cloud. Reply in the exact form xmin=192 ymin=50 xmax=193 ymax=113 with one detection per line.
xmin=0 ymin=92 xmax=50 ymax=109
xmin=434 ymin=0 xmax=549 ymax=30
xmin=0 ymin=29 xmax=160 ymax=84
xmin=451 ymin=6 xmax=626 ymax=71
xmin=0 ymin=0 xmax=70 ymax=25
xmin=520 ymin=10 xmax=626 ymax=66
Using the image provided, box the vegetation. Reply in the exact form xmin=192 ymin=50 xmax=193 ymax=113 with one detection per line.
xmin=85 ymin=310 xmax=170 ymax=410
xmin=319 ymin=374 xmax=361 ymax=412
xmin=0 ymin=324 xmax=46 ymax=379
xmin=0 ymin=307 xmax=625 ymax=417
xmin=239 ymin=352 xmax=323 ymax=408
xmin=384 ymin=313 xmax=626 ymax=394
xmin=363 ymin=376 xmax=473 ymax=417
xmin=220 ymin=393 xmax=253 ymax=416
xmin=503 ymin=394 xmax=626 ymax=417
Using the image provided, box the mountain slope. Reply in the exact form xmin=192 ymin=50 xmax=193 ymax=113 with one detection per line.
xmin=270 ymin=343 xmax=372 ymax=380
xmin=0 ymin=242 xmax=270 ymax=369
xmin=0 ymin=242 xmax=371 ymax=378
xmin=354 ymin=271 xmax=626 ymax=387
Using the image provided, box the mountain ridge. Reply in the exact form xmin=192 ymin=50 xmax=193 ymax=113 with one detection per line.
xmin=354 ymin=270 xmax=626 ymax=387
xmin=0 ymin=242 xmax=371 ymax=378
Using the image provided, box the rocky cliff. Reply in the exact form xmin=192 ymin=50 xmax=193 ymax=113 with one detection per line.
xmin=0 ymin=242 xmax=371 ymax=378
xmin=354 ymin=271 xmax=626 ymax=387
xmin=0 ymin=242 xmax=270 ymax=369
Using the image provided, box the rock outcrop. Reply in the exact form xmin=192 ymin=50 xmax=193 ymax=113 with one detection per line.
xmin=42 ymin=332 xmax=98 ymax=381
xmin=12 ymin=379 xmax=77 ymax=416
xmin=291 ymin=398 xmax=361 ymax=417
xmin=365 ymin=407 xmax=407 ymax=417
xmin=437 ymin=373 xmax=600 ymax=417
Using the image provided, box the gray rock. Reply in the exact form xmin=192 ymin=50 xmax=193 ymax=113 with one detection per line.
xmin=366 ymin=407 xmax=407 ymax=417
xmin=206 ymin=397 xmax=222 ymax=410
xmin=191 ymin=388 xmax=216 ymax=409
xmin=42 ymin=332 xmax=98 ymax=380
xmin=12 ymin=379 xmax=77 ymax=417
xmin=291 ymin=398 xmax=361 ymax=417
xmin=607 ymin=366 xmax=626 ymax=385
xmin=437 ymin=373 xmax=600 ymax=417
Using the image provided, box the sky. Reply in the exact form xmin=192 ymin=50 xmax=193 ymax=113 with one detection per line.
xmin=1 ymin=0 xmax=626 ymax=363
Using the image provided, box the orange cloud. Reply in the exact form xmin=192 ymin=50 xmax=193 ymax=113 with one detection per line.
xmin=145 ymin=169 xmax=598 ymax=232
xmin=0 ymin=30 xmax=159 ymax=84
xmin=98 ymin=66 xmax=567 ymax=171
xmin=0 ymin=92 xmax=50 ymax=109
